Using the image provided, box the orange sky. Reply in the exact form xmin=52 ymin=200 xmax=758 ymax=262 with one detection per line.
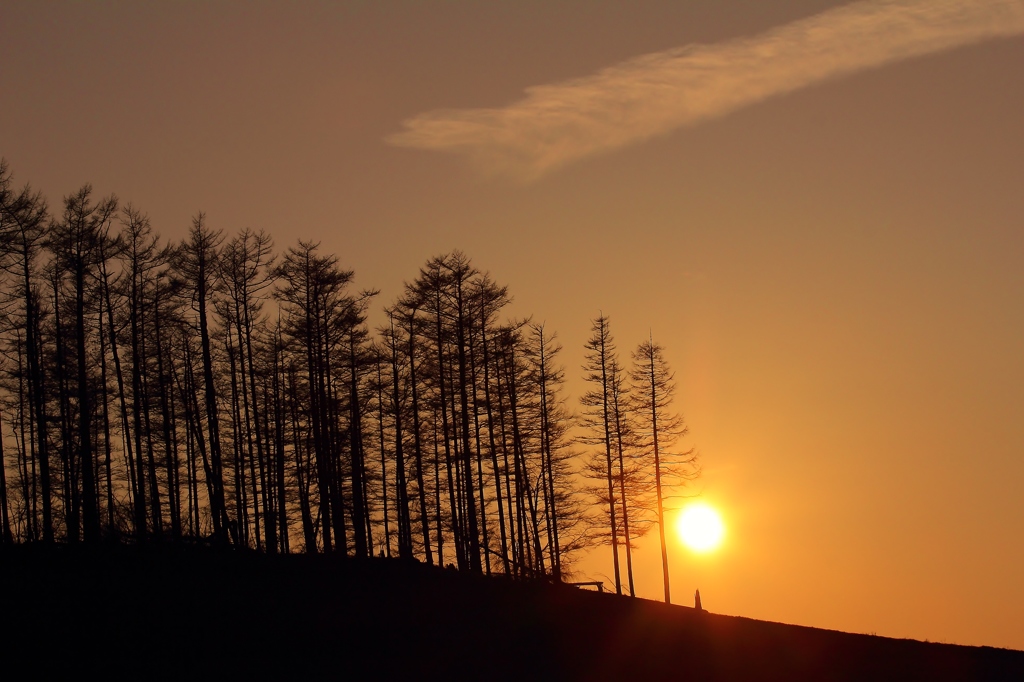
xmin=3 ymin=0 xmax=1022 ymax=649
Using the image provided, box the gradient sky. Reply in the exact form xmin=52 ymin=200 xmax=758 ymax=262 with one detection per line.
xmin=3 ymin=0 xmax=1023 ymax=649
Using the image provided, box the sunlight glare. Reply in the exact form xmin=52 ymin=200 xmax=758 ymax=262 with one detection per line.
xmin=676 ymin=503 xmax=725 ymax=553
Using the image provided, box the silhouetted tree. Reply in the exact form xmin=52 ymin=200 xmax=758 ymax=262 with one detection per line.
xmin=0 ymin=158 xmax=622 ymax=587
xmin=630 ymin=336 xmax=699 ymax=604
xmin=0 ymin=160 xmax=53 ymax=542
xmin=580 ymin=315 xmax=623 ymax=594
xmin=177 ymin=213 xmax=232 ymax=544
xmin=48 ymin=184 xmax=118 ymax=543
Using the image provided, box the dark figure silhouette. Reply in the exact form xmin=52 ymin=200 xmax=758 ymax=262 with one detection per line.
xmin=695 ymin=589 xmax=703 ymax=611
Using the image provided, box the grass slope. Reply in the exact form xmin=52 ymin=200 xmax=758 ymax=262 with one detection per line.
xmin=1 ymin=544 xmax=1020 ymax=680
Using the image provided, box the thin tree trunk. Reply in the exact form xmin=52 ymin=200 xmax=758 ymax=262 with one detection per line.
xmin=375 ymin=354 xmax=391 ymax=557
xmin=100 ymin=257 xmax=136 ymax=537
xmin=97 ymin=308 xmax=115 ymax=534
xmin=0 ymin=405 xmax=12 ymax=543
xmin=434 ymin=297 xmax=464 ymax=569
xmin=233 ymin=309 xmax=261 ymax=550
xmin=196 ymin=246 xmax=230 ymax=544
xmin=226 ymin=330 xmax=249 ymax=546
xmin=599 ymin=323 xmax=622 ymax=594
xmin=537 ymin=330 xmax=561 ymax=580
xmin=138 ymin=294 xmax=163 ymax=539
xmin=505 ymin=341 xmax=545 ymax=576
xmin=243 ymin=294 xmax=272 ymax=553
xmin=431 ymin=412 xmax=444 ymax=565
xmin=154 ymin=299 xmax=180 ymax=539
xmin=480 ymin=312 xmax=510 ymax=574
xmin=493 ymin=346 xmax=519 ymax=574
xmin=75 ymin=259 xmax=99 ymax=542
xmin=406 ymin=317 xmax=432 ymax=565
xmin=467 ymin=321 xmax=490 ymax=574
xmin=130 ymin=262 xmax=148 ymax=539
xmin=389 ymin=320 xmax=412 ymax=559
xmin=647 ymin=345 xmax=671 ymax=604
xmin=53 ymin=276 xmax=79 ymax=542
xmin=454 ymin=281 xmax=481 ymax=573
xmin=613 ymin=385 xmax=635 ymax=597
xmin=348 ymin=332 xmax=368 ymax=558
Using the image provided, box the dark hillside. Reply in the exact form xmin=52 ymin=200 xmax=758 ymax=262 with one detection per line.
xmin=1 ymin=545 xmax=1020 ymax=681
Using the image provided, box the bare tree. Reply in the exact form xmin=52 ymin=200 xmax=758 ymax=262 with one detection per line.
xmin=177 ymin=213 xmax=232 ymax=544
xmin=0 ymin=160 xmax=53 ymax=541
xmin=580 ymin=315 xmax=623 ymax=594
xmin=630 ymin=336 xmax=700 ymax=604
xmin=48 ymin=184 xmax=118 ymax=543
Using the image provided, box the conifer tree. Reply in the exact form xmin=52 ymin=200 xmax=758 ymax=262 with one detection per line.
xmin=580 ymin=315 xmax=623 ymax=594
xmin=630 ymin=337 xmax=699 ymax=604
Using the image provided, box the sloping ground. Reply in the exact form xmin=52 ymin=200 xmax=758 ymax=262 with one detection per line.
xmin=1 ymin=544 xmax=1020 ymax=680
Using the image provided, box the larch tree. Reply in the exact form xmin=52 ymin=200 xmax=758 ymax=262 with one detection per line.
xmin=177 ymin=213 xmax=232 ymax=544
xmin=579 ymin=314 xmax=623 ymax=594
xmin=0 ymin=161 xmax=54 ymax=542
xmin=0 ymin=156 xmax=614 ymax=581
xmin=630 ymin=336 xmax=699 ymax=604
xmin=47 ymin=184 xmax=118 ymax=543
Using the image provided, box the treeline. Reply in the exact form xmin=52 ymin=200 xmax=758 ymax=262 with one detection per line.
xmin=0 ymin=159 xmax=698 ymax=594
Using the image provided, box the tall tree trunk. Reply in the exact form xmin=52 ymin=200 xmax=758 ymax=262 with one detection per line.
xmin=389 ymin=320 xmax=412 ymax=559
xmin=454 ymin=280 xmax=481 ymax=573
xmin=154 ymin=299 xmax=180 ymax=539
xmin=138 ymin=294 xmax=163 ymax=539
xmin=194 ymin=231 xmax=231 ymax=544
xmin=75 ymin=259 xmax=99 ymax=542
xmin=28 ymin=301 xmax=52 ymax=543
xmin=0 ymin=406 xmax=12 ymax=543
xmin=227 ymin=331 xmax=249 ymax=546
xmin=97 ymin=308 xmax=115 ymax=535
xmin=288 ymin=366 xmax=315 ymax=552
xmin=306 ymin=289 xmax=331 ymax=552
xmin=480 ymin=311 xmax=510 ymax=574
xmin=53 ymin=275 xmax=79 ymax=542
xmin=406 ymin=317 xmax=432 ymax=565
xmin=612 ymin=380 xmax=635 ymax=597
xmin=431 ymin=412 xmax=444 ymax=565
xmin=598 ymin=320 xmax=622 ymax=594
xmin=434 ymin=294 xmax=463 ymax=569
xmin=99 ymin=257 xmax=136 ymax=537
xmin=321 ymin=309 xmax=347 ymax=556
xmin=348 ymin=333 xmax=368 ymax=558
xmin=505 ymin=341 xmax=545 ymax=576
xmin=467 ymin=321 xmax=490 ymax=573
xmin=375 ymin=354 xmax=391 ymax=557
xmin=537 ymin=328 xmax=561 ymax=580
xmin=242 ymin=296 xmax=271 ymax=553
xmin=493 ymin=346 xmax=519 ymax=574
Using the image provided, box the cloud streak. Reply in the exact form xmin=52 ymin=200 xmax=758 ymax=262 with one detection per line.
xmin=387 ymin=0 xmax=1024 ymax=180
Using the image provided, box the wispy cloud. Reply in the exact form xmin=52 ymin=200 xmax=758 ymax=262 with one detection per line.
xmin=387 ymin=0 xmax=1024 ymax=181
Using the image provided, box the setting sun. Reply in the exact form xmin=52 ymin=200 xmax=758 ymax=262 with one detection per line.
xmin=677 ymin=503 xmax=725 ymax=553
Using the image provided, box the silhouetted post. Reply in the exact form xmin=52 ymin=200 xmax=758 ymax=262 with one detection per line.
xmin=695 ymin=590 xmax=703 ymax=611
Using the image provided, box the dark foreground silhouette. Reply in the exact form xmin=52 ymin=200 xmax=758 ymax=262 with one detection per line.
xmin=2 ymin=545 xmax=1021 ymax=681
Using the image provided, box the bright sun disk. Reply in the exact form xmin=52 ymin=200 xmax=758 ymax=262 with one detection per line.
xmin=676 ymin=503 xmax=725 ymax=553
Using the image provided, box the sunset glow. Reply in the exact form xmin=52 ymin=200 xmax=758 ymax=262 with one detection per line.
xmin=676 ymin=503 xmax=725 ymax=553
xmin=2 ymin=0 xmax=1022 ymax=653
